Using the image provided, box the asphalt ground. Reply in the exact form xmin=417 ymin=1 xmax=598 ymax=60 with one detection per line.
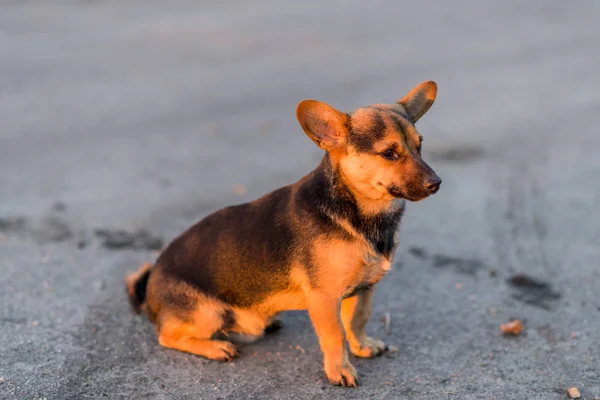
xmin=1 ymin=1 xmax=600 ymax=399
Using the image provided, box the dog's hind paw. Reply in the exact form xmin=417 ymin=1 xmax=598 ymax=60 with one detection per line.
xmin=207 ymin=341 xmax=239 ymax=362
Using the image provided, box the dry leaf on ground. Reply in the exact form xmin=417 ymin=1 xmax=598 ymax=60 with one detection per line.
xmin=500 ymin=320 xmax=524 ymax=335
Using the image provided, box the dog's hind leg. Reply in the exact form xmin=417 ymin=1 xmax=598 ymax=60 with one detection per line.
xmin=156 ymin=308 xmax=239 ymax=362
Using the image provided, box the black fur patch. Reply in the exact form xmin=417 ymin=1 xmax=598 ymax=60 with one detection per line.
xmin=221 ymin=308 xmax=236 ymax=330
xmin=134 ymin=268 xmax=151 ymax=304
xmin=387 ymin=113 xmax=407 ymax=134
xmin=347 ymin=112 xmax=386 ymax=152
xmin=265 ymin=319 xmax=283 ymax=334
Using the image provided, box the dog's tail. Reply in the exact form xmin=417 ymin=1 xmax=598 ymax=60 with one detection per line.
xmin=125 ymin=261 xmax=152 ymax=314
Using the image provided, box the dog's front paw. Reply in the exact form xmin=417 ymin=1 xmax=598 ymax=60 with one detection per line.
xmin=324 ymin=360 xmax=358 ymax=387
xmin=350 ymin=337 xmax=387 ymax=358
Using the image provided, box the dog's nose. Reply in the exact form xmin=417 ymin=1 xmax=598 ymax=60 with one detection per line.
xmin=424 ymin=176 xmax=442 ymax=193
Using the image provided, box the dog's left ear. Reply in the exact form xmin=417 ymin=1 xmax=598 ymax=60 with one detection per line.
xmin=398 ymin=81 xmax=437 ymax=123
xmin=296 ymin=100 xmax=348 ymax=151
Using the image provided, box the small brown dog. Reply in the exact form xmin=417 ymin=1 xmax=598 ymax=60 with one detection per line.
xmin=126 ymin=80 xmax=441 ymax=387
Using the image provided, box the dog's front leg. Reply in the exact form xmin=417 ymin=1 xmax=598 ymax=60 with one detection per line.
xmin=341 ymin=287 xmax=387 ymax=358
xmin=307 ymin=291 xmax=358 ymax=387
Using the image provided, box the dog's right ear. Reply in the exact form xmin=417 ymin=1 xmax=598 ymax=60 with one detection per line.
xmin=398 ymin=81 xmax=437 ymax=123
xmin=296 ymin=100 xmax=348 ymax=151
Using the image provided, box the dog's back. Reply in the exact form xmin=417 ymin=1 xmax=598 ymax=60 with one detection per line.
xmin=150 ymin=185 xmax=299 ymax=309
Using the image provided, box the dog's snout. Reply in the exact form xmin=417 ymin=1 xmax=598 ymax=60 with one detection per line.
xmin=424 ymin=175 xmax=442 ymax=193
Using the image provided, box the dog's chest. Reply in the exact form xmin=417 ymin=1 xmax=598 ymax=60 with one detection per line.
xmin=340 ymin=243 xmax=395 ymax=298
xmin=313 ymin=233 xmax=399 ymax=298
xmin=365 ymin=246 xmax=395 ymax=284
xmin=363 ymin=229 xmax=399 ymax=277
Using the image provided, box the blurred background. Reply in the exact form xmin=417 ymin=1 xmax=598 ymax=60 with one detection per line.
xmin=1 ymin=1 xmax=599 ymax=399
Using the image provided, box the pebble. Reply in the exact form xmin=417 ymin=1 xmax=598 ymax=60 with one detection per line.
xmin=567 ymin=387 xmax=581 ymax=399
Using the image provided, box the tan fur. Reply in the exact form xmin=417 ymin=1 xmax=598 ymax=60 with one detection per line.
xmin=311 ymin=236 xmax=392 ymax=296
xmin=296 ymin=100 xmax=349 ymax=150
xmin=306 ymin=289 xmax=358 ymax=387
xmin=338 ymin=150 xmax=402 ymax=215
xmin=305 ymin=236 xmax=392 ymax=385
xmin=158 ymin=317 xmax=239 ymax=361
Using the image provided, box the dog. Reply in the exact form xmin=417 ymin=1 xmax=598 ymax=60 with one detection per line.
xmin=125 ymin=80 xmax=441 ymax=387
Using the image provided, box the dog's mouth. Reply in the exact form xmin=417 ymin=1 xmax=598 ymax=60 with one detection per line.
xmin=387 ymin=185 xmax=436 ymax=202
xmin=387 ymin=186 xmax=404 ymax=198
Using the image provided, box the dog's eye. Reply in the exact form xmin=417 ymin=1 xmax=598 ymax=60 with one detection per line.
xmin=381 ymin=149 xmax=398 ymax=161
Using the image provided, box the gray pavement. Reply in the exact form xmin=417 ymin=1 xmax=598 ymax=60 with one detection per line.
xmin=1 ymin=1 xmax=600 ymax=399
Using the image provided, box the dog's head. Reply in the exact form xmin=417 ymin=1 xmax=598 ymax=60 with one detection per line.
xmin=297 ymin=81 xmax=441 ymax=206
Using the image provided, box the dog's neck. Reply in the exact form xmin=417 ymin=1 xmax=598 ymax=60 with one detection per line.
xmin=308 ymin=153 xmax=405 ymax=257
